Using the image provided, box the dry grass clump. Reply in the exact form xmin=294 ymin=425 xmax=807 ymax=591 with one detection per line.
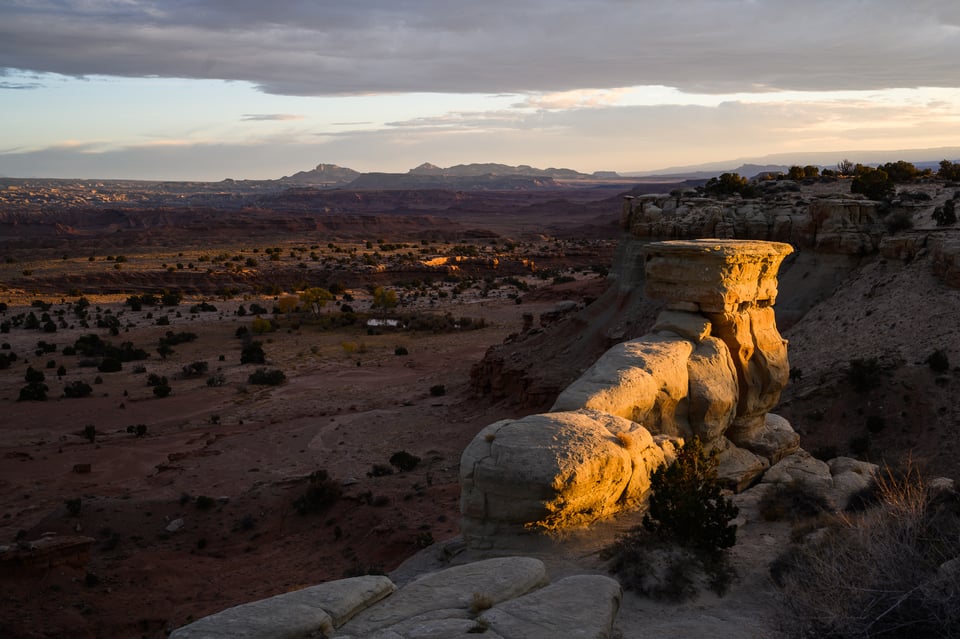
xmin=758 ymin=481 xmax=833 ymax=522
xmin=772 ymin=464 xmax=960 ymax=638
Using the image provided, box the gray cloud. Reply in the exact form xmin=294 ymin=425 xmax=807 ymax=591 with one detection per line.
xmin=1 ymin=1 xmax=959 ymax=95
xmin=240 ymin=113 xmax=304 ymax=121
xmin=0 ymin=81 xmax=39 ymax=89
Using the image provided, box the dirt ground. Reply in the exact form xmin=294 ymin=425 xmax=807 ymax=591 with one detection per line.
xmin=0 ymin=282 xmax=599 ymax=638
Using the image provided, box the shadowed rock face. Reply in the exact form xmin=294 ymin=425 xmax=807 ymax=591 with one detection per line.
xmin=461 ymin=239 xmax=799 ymax=548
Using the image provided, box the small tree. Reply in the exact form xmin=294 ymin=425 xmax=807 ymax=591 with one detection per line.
xmin=240 ymin=341 xmax=266 ymax=364
xmin=851 ymin=168 xmax=895 ymax=201
xmin=605 ymin=437 xmax=739 ymax=600
xmin=642 ymin=437 xmax=738 ymax=556
xmin=372 ymin=286 xmax=398 ymax=314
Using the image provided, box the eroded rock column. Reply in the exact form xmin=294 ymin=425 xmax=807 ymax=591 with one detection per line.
xmin=643 ymin=239 xmax=793 ymax=448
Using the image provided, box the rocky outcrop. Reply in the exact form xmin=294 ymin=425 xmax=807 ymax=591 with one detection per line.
xmin=172 ymin=557 xmax=622 ymax=639
xmin=170 ymin=575 xmax=396 ymax=638
xmin=461 ymin=239 xmax=799 ymax=546
xmin=621 ymin=194 xmax=885 ymax=255
xmin=460 ymin=410 xmax=678 ymax=545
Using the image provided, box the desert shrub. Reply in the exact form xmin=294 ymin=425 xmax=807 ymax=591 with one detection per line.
xmin=83 ymin=425 xmax=96 ymax=442
xmin=181 ymin=361 xmax=209 ymax=377
xmin=849 ymin=435 xmax=871 ymax=457
xmin=240 ymin=341 xmax=266 ymax=365
xmin=146 ymin=373 xmax=167 ymax=387
xmin=642 ymin=437 xmax=738 ymax=554
xmin=251 ymin=317 xmax=274 ymax=334
xmin=206 ymin=373 xmax=226 ymax=387
xmin=126 ymin=424 xmax=148 ymax=437
xmin=293 ymin=470 xmax=342 ymax=515
xmin=394 ymin=345 xmax=408 ymax=356
xmin=367 ymin=464 xmax=394 ymax=477
xmin=773 ymin=465 xmax=960 ymax=638
xmin=153 ymin=383 xmax=172 ymax=398
xmin=704 ymin=172 xmax=755 ymax=198
xmin=195 ymin=495 xmax=216 ymax=510
xmin=934 ymin=198 xmax=957 ymax=227
xmin=605 ymin=437 xmax=738 ymax=601
xmin=97 ymin=357 xmax=122 ymax=373
xmin=247 ymin=368 xmax=286 ymax=385
xmin=866 ymin=415 xmax=886 ymax=434
xmin=389 ymin=450 xmax=421 ymax=472
xmin=63 ymin=380 xmax=93 ymax=398
xmin=847 ymin=357 xmax=883 ymax=393
xmin=0 ymin=351 xmax=15 ymax=369
xmin=927 ymin=349 xmax=950 ymax=373
xmin=189 ymin=302 xmax=217 ymax=313
xmin=429 ymin=384 xmax=446 ymax=397
xmin=885 ymin=210 xmax=913 ymax=233
xmin=248 ymin=303 xmax=268 ymax=315
xmin=18 ymin=382 xmax=48 ymax=401
xmin=758 ymin=482 xmax=832 ymax=522
xmin=162 ymin=331 xmax=197 ymax=345
xmin=65 ymin=498 xmax=82 ymax=516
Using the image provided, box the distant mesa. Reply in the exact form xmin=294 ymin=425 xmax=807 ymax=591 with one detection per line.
xmin=278 ymin=163 xmax=360 ymax=186
xmin=277 ymin=162 xmax=624 ymax=190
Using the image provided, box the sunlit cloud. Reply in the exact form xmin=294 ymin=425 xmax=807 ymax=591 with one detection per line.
xmin=519 ymin=88 xmax=634 ymax=110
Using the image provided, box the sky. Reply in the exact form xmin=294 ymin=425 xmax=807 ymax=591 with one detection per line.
xmin=2 ymin=0 xmax=960 ymax=181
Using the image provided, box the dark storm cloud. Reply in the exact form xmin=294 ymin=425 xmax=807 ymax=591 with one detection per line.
xmin=1 ymin=1 xmax=958 ymax=95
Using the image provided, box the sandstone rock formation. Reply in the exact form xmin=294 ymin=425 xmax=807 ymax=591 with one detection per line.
xmin=171 ymin=557 xmax=623 ymax=639
xmin=461 ymin=239 xmax=800 ymax=547
xmin=460 ymin=410 xmax=678 ymax=545
xmin=621 ymin=194 xmax=885 ymax=255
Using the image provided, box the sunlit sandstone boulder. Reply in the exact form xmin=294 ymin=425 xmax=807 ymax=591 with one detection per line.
xmin=460 ymin=409 xmax=678 ymax=546
xmin=461 ymin=239 xmax=799 ymax=546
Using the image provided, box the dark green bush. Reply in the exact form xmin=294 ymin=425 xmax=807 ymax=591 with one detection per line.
xmin=240 ymin=341 xmax=266 ymax=364
xmin=18 ymin=382 xmax=48 ymax=401
xmin=181 ymin=361 xmax=209 ymax=377
xmin=927 ymin=349 xmax=950 ymax=373
xmin=63 ymin=380 xmax=93 ymax=398
xmin=247 ymin=368 xmax=285 ymax=385
xmin=389 ymin=451 xmax=421 ymax=472
xmin=847 ymin=358 xmax=883 ymax=393
xmin=429 ymin=384 xmax=446 ymax=397
xmin=605 ymin=437 xmax=738 ymax=601
xmin=643 ymin=437 xmax=739 ymax=555
xmin=97 ymin=357 xmax=122 ymax=373
xmin=367 ymin=464 xmax=394 ymax=477
xmin=293 ymin=470 xmax=342 ymax=515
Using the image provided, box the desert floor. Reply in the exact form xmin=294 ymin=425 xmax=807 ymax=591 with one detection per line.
xmin=0 ymin=277 xmax=602 ymax=638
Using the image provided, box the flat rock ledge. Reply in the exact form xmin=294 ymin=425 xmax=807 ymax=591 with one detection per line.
xmin=171 ymin=557 xmax=622 ymax=639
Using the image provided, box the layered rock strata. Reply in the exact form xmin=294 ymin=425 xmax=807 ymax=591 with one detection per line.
xmin=461 ymin=239 xmax=799 ymax=547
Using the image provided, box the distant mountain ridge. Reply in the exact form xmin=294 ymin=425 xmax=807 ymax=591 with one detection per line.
xmin=407 ymin=162 xmax=606 ymax=180
xmin=276 ymin=148 xmax=960 ymax=190
xmin=630 ymin=147 xmax=960 ymax=179
xmin=277 ymin=162 xmax=624 ymax=189
xmin=279 ymin=163 xmax=361 ymax=185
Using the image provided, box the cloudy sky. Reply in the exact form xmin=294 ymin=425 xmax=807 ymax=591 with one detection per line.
xmin=2 ymin=0 xmax=960 ymax=180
